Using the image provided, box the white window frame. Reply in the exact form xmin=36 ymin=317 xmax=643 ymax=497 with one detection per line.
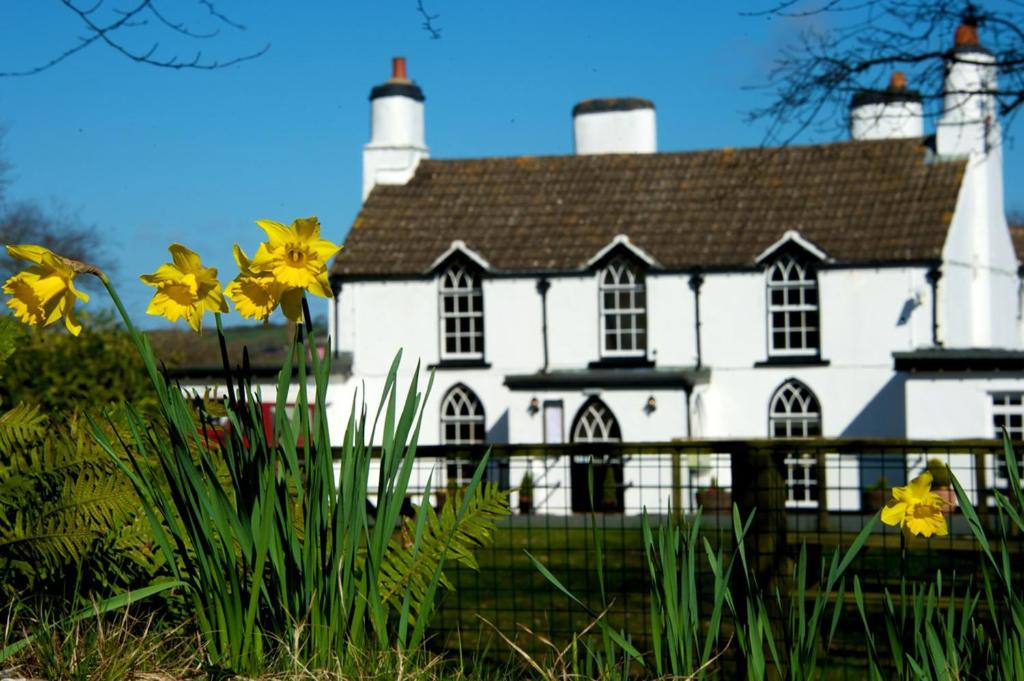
xmin=767 ymin=254 xmax=820 ymax=358
xmin=769 ymin=380 xmax=822 ymax=438
xmin=769 ymin=380 xmax=822 ymax=509
xmin=440 ymin=384 xmax=486 ymax=486
xmin=572 ymin=400 xmax=622 ymax=444
xmin=599 ymin=257 xmax=647 ymax=358
xmin=991 ymin=392 xmax=1024 ymax=495
xmin=439 ymin=263 xmax=484 ymax=360
xmin=784 ymin=454 xmax=819 ymax=509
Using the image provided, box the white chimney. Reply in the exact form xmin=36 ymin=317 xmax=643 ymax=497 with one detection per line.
xmin=362 ymin=57 xmax=429 ymax=200
xmin=936 ymin=17 xmax=999 ymax=157
xmin=572 ymin=98 xmax=656 ymax=155
xmin=850 ymin=72 xmax=924 ymax=140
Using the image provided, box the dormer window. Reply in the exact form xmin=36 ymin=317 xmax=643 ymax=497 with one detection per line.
xmin=767 ymin=254 xmax=820 ymax=357
xmin=600 ymin=257 xmax=647 ymax=358
xmin=439 ymin=262 xmax=484 ymax=359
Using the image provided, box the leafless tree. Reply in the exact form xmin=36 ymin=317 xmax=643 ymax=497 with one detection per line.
xmin=1 ymin=0 xmax=268 ymax=77
xmin=746 ymin=1 xmax=1024 ymax=143
xmin=0 ymin=129 xmax=108 ymax=286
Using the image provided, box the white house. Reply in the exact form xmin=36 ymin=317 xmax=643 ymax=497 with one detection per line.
xmin=218 ymin=24 xmax=1024 ymax=513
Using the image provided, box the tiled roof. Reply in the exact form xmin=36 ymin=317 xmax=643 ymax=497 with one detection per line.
xmin=1010 ymin=225 xmax=1024 ymax=264
xmin=333 ymin=138 xmax=966 ymax=277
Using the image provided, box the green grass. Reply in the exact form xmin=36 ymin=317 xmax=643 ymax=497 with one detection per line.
xmin=429 ymin=515 xmax=1005 ymax=659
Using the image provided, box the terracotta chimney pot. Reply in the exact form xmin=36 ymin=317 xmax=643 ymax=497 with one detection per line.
xmin=954 ymin=21 xmax=980 ymax=47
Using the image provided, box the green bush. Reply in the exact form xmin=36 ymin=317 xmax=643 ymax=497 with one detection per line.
xmin=0 ymin=312 xmax=154 ymax=414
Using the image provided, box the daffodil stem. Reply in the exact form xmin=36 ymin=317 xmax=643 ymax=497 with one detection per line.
xmin=98 ymin=274 xmax=163 ymax=391
xmin=214 ymin=312 xmax=238 ymax=412
xmin=899 ymin=530 xmax=909 ymax=681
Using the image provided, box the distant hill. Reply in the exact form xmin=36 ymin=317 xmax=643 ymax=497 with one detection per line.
xmin=147 ymin=322 xmax=334 ymax=378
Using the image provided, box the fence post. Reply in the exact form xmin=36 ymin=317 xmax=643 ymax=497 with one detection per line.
xmin=816 ymin=451 xmax=829 ymax=532
xmin=731 ymin=442 xmax=790 ymax=587
xmin=672 ymin=448 xmax=683 ymax=518
xmin=974 ymin=449 xmax=990 ymax=525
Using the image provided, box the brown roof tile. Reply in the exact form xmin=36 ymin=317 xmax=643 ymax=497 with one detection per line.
xmin=333 ymin=138 xmax=966 ymax=277
xmin=1010 ymin=226 xmax=1024 ymax=264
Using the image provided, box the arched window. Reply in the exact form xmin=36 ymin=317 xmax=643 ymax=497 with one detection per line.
xmin=440 ymin=263 xmax=484 ymax=359
xmin=440 ymin=384 xmax=485 ymax=487
xmin=600 ymin=257 xmax=646 ymax=357
xmin=570 ymin=398 xmax=623 ymax=512
xmin=769 ymin=379 xmax=822 ymax=509
xmin=769 ymin=379 xmax=822 ymax=438
xmin=440 ymin=384 xmax=485 ymax=445
xmin=767 ymin=254 xmax=819 ymax=357
xmin=572 ymin=399 xmax=622 ymax=443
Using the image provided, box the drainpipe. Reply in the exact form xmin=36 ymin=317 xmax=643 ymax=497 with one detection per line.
xmin=688 ymin=272 xmax=704 ymax=368
xmin=926 ymin=266 xmax=942 ymax=347
xmin=1017 ymin=264 xmax=1024 ymax=322
xmin=330 ymin=277 xmax=343 ymax=359
xmin=537 ymin=278 xmax=551 ymax=372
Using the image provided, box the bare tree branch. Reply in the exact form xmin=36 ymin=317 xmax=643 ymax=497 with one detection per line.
xmin=1 ymin=0 xmax=268 ymax=77
xmin=417 ymin=0 xmax=442 ymax=40
xmin=746 ymin=0 xmax=1024 ymax=143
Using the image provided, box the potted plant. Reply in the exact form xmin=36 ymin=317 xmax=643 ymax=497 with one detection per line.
xmin=926 ymin=458 xmax=957 ymax=514
xmin=862 ymin=476 xmax=891 ymax=512
xmin=696 ymin=477 xmax=731 ymax=513
xmin=518 ymin=471 xmax=534 ymax=515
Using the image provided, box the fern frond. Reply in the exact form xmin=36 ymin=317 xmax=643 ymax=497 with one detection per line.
xmin=377 ymin=482 xmax=510 ymax=624
xmin=0 ymin=315 xmax=24 ymax=368
xmin=0 ymin=403 xmax=47 ymax=454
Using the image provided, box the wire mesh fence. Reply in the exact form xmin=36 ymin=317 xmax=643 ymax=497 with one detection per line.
xmin=360 ymin=439 xmax=1022 ymax=672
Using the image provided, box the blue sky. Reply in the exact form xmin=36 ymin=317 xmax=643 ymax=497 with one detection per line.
xmin=2 ymin=1 xmax=1022 ymax=328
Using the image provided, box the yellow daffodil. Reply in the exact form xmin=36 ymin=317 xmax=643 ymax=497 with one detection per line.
xmin=224 ymin=244 xmax=303 ymax=322
xmin=140 ymin=244 xmax=227 ymax=333
xmin=249 ymin=216 xmax=339 ymax=296
xmin=880 ymin=472 xmax=949 ymax=538
xmin=3 ymin=244 xmax=90 ymax=336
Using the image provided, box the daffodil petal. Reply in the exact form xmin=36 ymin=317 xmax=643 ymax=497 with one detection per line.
xmin=64 ymin=307 xmax=82 ymax=336
xmin=311 ymin=238 xmax=342 ymax=263
xmin=256 ymin=219 xmax=292 ymax=249
xmin=280 ymin=288 xmax=304 ymax=321
xmin=140 ymin=263 xmax=185 ymax=286
xmin=7 ymin=244 xmax=54 ymax=265
xmin=292 ymin=216 xmax=320 ymax=240
xmin=249 ymin=242 xmax=278 ymax=272
xmin=202 ymin=284 xmax=229 ymax=314
xmin=168 ymin=243 xmax=204 ymax=273
xmin=908 ymin=472 xmax=933 ymax=498
xmin=880 ymin=502 xmax=906 ymax=527
xmin=232 ymin=244 xmax=251 ymax=272
xmin=306 ymin=269 xmax=333 ymax=298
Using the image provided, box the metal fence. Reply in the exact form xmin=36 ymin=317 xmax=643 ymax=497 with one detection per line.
xmin=363 ymin=439 xmax=1023 ymax=670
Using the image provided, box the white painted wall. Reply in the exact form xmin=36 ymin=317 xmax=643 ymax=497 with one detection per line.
xmin=331 ymin=263 xmax=942 ymax=446
xmin=940 ymin=150 xmax=1019 ymax=349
